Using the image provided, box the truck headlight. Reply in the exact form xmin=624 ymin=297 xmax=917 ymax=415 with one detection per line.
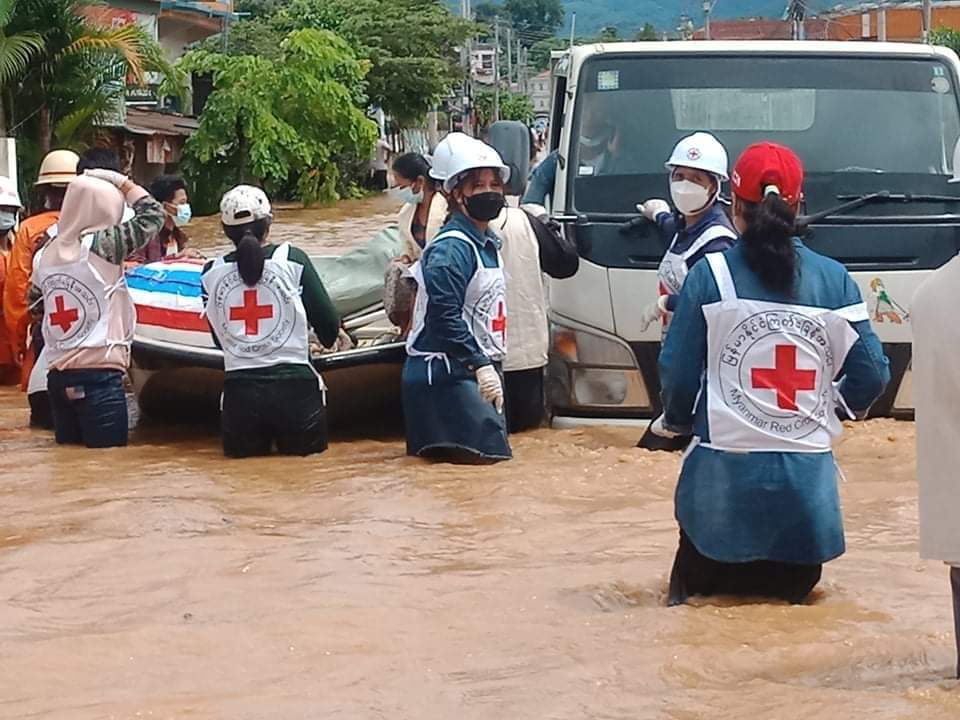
xmin=548 ymin=321 xmax=651 ymax=411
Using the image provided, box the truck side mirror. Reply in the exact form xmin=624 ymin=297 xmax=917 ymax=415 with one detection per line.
xmin=487 ymin=120 xmax=531 ymax=197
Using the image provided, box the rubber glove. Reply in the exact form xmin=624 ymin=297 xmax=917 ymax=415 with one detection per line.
xmin=649 ymin=414 xmax=680 ymax=439
xmin=476 ymin=365 xmax=504 ymax=414
xmin=638 ymin=199 xmax=670 ymax=222
xmin=639 ymin=295 xmax=669 ymax=332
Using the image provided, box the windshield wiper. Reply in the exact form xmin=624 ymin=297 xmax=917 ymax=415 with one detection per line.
xmin=799 ymin=191 xmax=960 ymax=227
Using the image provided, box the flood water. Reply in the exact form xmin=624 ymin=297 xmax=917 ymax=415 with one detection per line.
xmin=1 ymin=197 xmax=957 ymax=719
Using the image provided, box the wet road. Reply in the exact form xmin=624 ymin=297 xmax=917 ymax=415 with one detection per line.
xmin=0 ymin=198 xmax=957 ymax=719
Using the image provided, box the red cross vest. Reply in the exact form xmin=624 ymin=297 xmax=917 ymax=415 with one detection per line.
xmin=658 ymin=224 xmax=737 ymax=333
xmin=202 ymin=243 xmax=311 ymax=372
xmin=34 ymin=245 xmax=135 ymax=367
xmin=406 ymin=230 xmax=507 ymax=365
xmin=702 ymin=252 xmax=867 ymax=453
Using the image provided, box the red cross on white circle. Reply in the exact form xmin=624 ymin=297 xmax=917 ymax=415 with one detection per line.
xmin=229 ymin=289 xmax=274 ymax=336
xmin=49 ymin=295 xmax=79 ymax=334
xmin=750 ymin=344 xmax=817 ymax=411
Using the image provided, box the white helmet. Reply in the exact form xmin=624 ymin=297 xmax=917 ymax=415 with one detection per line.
xmin=220 ymin=185 xmax=272 ymax=226
xmin=0 ymin=175 xmax=22 ymax=208
xmin=442 ymin=140 xmax=511 ymax=193
xmin=429 ymin=133 xmax=480 ymax=182
xmin=665 ymin=132 xmax=729 ymax=181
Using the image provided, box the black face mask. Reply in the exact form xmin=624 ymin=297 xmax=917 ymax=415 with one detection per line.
xmin=463 ymin=191 xmax=505 ymax=222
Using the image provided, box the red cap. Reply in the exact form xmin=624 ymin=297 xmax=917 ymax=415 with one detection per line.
xmin=730 ymin=142 xmax=804 ymax=204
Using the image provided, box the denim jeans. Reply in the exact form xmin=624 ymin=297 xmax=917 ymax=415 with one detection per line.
xmin=47 ymin=369 xmax=128 ymax=448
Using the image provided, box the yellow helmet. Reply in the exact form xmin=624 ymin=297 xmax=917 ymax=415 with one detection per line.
xmin=35 ymin=149 xmax=79 ymax=186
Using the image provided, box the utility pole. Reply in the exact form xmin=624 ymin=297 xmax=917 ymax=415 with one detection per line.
xmin=570 ymin=12 xmax=577 ymax=48
xmin=507 ymin=26 xmax=513 ymax=88
xmin=494 ymin=17 xmax=500 ymax=123
xmin=703 ymin=0 xmax=712 ymax=40
xmin=518 ymin=38 xmax=524 ymax=93
xmin=923 ymin=0 xmax=932 ymax=42
xmin=787 ymin=0 xmax=805 ymax=41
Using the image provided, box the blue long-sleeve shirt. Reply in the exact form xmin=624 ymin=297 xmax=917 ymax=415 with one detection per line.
xmin=521 ymin=150 xmax=558 ymax=205
xmin=654 ymin=204 xmax=737 ymax=312
xmin=410 ymin=213 xmax=501 ymax=371
xmin=659 ymin=240 xmax=890 ymax=565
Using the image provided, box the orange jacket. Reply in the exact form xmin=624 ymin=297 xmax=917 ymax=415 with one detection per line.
xmin=2 ymin=211 xmax=59 ymax=388
xmin=0 ymin=250 xmax=16 ymax=374
xmin=3 ymin=211 xmax=58 ymax=354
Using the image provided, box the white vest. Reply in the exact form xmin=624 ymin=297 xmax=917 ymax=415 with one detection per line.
xmin=34 ymin=246 xmax=135 ymax=366
xmin=407 ymin=230 xmax=507 ymax=364
xmin=658 ymin=224 xmax=736 ymax=332
xmin=493 ymin=207 xmax=548 ymax=372
xmin=202 ymin=243 xmax=311 ymax=372
xmin=701 ymin=253 xmax=865 ymax=453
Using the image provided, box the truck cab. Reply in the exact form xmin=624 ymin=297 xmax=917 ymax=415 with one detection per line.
xmin=544 ymin=41 xmax=960 ymax=421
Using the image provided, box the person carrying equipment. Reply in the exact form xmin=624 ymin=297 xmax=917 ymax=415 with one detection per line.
xmin=201 ymin=186 xmax=339 ymax=458
xmin=652 ymin=142 xmax=889 ymax=605
xmin=402 ymin=140 xmax=512 ymax=463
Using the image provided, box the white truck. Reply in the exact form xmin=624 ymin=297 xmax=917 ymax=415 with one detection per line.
xmin=543 ymin=41 xmax=960 ymax=422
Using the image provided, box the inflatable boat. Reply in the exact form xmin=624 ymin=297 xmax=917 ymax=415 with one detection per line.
xmin=127 ymin=227 xmax=406 ymax=427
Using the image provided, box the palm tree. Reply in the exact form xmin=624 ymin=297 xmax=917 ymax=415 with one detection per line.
xmin=6 ymin=0 xmax=184 ymax=153
xmin=0 ymin=0 xmax=44 ymax=135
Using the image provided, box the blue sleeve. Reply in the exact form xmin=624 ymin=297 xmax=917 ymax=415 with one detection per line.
xmin=835 ymin=273 xmax=890 ymax=414
xmin=655 ymin=212 xmax=677 ymax=248
xmin=421 ymin=241 xmax=490 ymax=370
xmin=521 ymin=151 xmax=558 ymax=205
xmin=658 ymin=261 xmax=715 ymax=433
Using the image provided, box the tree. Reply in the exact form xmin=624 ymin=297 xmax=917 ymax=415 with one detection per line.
xmin=474 ymin=1 xmax=500 ymax=25
xmin=473 ymin=87 xmax=533 ymax=128
xmin=5 ymin=0 xmax=182 ymax=155
xmin=503 ymin=0 xmax=563 ymax=41
xmin=528 ymin=36 xmax=567 ymax=72
xmin=179 ymin=28 xmax=377 ymax=210
xmin=209 ymin=0 xmax=475 ymax=127
xmin=930 ymin=27 xmax=960 ymax=55
xmin=0 ymin=0 xmax=43 ymax=135
xmin=634 ymin=22 xmax=658 ymax=41
xmin=597 ymin=25 xmax=619 ymax=42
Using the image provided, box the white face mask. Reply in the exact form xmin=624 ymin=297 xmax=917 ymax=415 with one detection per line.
xmin=670 ymin=179 xmax=711 ymax=216
xmin=387 ymin=184 xmax=424 ymax=205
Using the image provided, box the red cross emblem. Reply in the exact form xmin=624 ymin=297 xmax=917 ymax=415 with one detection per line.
xmin=751 ymin=345 xmax=817 ymax=411
xmin=687 ymin=147 xmax=702 ymax=161
xmin=491 ymin=301 xmax=506 ymax=337
xmin=49 ymin=295 xmax=79 ymax=334
xmin=229 ymin=289 xmax=274 ymax=336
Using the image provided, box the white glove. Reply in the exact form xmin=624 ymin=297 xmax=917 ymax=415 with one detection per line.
xmin=638 ymin=199 xmax=670 ymax=222
xmin=649 ymin=414 xmax=680 ymax=439
xmin=639 ymin=295 xmax=669 ymax=332
xmin=84 ymin=169 xmax=129 ymax=188
xmin=476 ymin=365 xmax=504 ymax=414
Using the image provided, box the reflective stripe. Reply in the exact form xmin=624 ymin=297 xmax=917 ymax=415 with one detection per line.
xmin=834 ymin=302 xmax=870 ymax=323
xmin=705 ymin=251 xmax=736 ymax=301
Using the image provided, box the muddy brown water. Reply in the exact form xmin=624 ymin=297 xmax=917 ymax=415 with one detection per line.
xmin=1 ymin=197 xmax=957 ymax=719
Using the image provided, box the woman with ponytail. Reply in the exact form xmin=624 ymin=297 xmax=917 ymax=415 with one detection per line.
xmin=651 ymin=143 xmax=890 ymax=604
xmin=201 ymin=185 xmax=339 ymax=458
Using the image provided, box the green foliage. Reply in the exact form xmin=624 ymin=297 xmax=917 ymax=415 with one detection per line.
xmin=634 ymin=22 xmax=658 ymax=41
xmin=931 ymin=27 xmax=960 ymax=55
xmin=503 ymin=0 xmax=563 ymax=40
xmin=2 ymin=0 xmax=185 ymax=154
xmin=528 ymin=36 xmax=566 ymax=72
xmin=209 ymin=0 xmax=475 ymax=127
xmin=180 ymin=28 xmax=378 ymax=211
xmin=473 ymin=87 xmax=533 ymax=128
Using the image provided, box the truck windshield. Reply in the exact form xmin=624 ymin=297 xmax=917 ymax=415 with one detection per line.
xmin=571 ymin=55 xmax=960 ymax=214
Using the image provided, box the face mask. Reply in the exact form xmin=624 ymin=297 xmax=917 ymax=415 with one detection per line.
xmin=670 ymin=179 xmax=712 ymax=216
xmin=0 ymin=210 xmax=17 ymax=232
xmin=463 ymin=191 xmax=505 ymax=222
xmin=173 ymin=203 xmax=192 ymax=227
xmin=387 ymin=184 xmax=424 ymax=205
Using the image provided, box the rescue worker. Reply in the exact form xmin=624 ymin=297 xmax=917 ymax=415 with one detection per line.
xmin=402 ymin=140 xmax=512 ymax=462
xmin=637 ymin=132 xmax=738 ymax=451
xmin=34 ymin=169 xmax=165 ymax=447
xmin=0 ymin=175 xmax=22 ymax=384
xmin=390 ymin=152 xmax=445 ymax=261
xmin=486 ymin=122 xmax=579 ymax=432
xmin=201 ymin=185 xmax=340 ymax=458
xmin=652 ymin=142 xmax=889 ymax=605
xmin=129 ymin=175 xmax=193 ymax=262
xmin=911 ymin=253 xmax=960 ymax=678
xmin=3 ymin=150 xmax=78 ymax=397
